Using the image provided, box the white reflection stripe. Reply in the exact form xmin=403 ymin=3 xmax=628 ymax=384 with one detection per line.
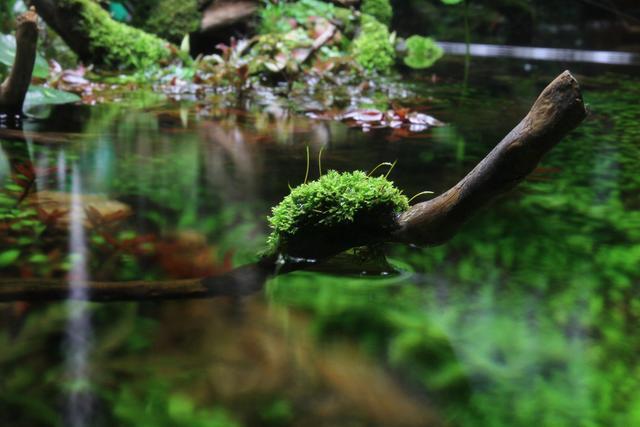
xmin=438 ymin=42 xmax=640 ymax=65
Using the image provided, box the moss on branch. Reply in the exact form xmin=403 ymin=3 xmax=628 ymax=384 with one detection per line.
xmin=34 ymin=0 xmax=173 ymax=70
xmin=267 ymin=170 xmax=408 ymax=256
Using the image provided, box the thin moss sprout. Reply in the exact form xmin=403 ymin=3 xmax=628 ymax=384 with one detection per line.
xmin=318 ymin=146 xmax=324 ymax=177
xmin=368 ymin=162 xmax=394 ymax=177
xmin=408 ymin=190 xmax=435 ymax=204
xmin=385 ymin=159 xmax=398 ymax=178
xmin=304 ymin=145 xmax=311 ymax=184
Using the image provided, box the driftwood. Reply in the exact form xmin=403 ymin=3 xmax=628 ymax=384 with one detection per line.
xmin=0 ymin=71 xmax=586 ymax=302
xmin=393 ymin=70 xmax=587 ymax=245
xmin=0 ymin=8 xmax=38 ymax=114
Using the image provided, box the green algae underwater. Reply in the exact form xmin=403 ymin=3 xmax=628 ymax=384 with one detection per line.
xmin=1 ymin=56 xmax=640 ymax=427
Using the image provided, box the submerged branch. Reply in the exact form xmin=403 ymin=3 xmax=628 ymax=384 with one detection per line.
xmin=0 ymin=263 xmax=273 ymax=302
xmin=0 ymin=8 xmax=38 ymax=114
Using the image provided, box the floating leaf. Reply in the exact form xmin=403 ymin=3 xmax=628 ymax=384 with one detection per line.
xmin=0 ymin=34 xmax=49 ymax=78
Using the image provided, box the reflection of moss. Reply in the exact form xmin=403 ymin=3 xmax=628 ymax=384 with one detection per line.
xmin=113 ymin=385 xmax=242 ymax=427
xmin=142 ymin=0 xmax=200 ymax=44
xmin=361 ymin=0 xmax=393 ymax=27
xmin=59 ymin=0 xmax=172 ymax=69
xmin=258 ymin=398 xmax=294 ymax=427
xmin=352 ymin=14 xmax=395 ymax=73
xmin=404 ymin=35 xmax=443 ymax=69
xmin=389 ymin=76 xmax=640 ymax=426
xmin=267 ymin=170 xmax=408 ymax=253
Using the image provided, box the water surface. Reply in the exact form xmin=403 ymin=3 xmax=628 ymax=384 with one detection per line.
xmin=1 ymin=58 xmax=639 ymax=426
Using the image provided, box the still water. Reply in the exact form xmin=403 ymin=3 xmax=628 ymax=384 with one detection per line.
xmin=1 ymin=58 xmax=639 ymax=426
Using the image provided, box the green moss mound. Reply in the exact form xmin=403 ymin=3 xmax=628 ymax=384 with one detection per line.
xmin=61 ymin=0 xmax=172 ymax=69
xmin=352 ymin=14 xmax=396 ymax=73
xmin=142 ymin=0 xmax=201 ymax=44
xmin=361 ymin=0 xmax=393 ymax=27
xmin=404 ymin=35 xmax=443 ymax=69
xmin=267 ymin=170 xmax=409 ymax=254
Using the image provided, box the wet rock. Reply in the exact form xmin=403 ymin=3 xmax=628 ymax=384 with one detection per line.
xmin=26 ymin=190 xmax=132 ymax=229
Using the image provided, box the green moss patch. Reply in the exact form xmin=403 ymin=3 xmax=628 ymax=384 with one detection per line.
xmin=267 ymin=170 xmax=409 ymax=255
xmin=404 ymin=35 xmax=443 ymax=69
xmin=352 ymin=14 xmax=396 ymax=73
xmin=361 ymin=0 xmax=393 ymax=27
xmin=142 ymin=0 xmax=201 ymax=44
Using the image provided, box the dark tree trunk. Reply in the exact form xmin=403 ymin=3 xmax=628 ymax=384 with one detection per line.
xmin=0 ymin=9 xmax=38 ymax=114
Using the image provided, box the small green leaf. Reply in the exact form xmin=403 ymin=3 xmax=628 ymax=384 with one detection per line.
xmin=28 ymin=253 xmax=49 ymax=264
xmin=0 ymin=249 xmax=21 ymax=268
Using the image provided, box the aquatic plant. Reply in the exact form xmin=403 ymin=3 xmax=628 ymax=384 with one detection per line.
xmin=352 ymin=14 xmax=395 ymax=73
xmin=361 ymin=0 xmax=393 ymax=27
xmin=267 ymin=169 xmax=409 ymax=254
xmin=403 ymin=35 xmax=443 ymax=69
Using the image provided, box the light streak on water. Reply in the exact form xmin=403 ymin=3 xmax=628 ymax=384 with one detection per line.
xmin=64 ymin=166 xmax=93 ymax=427
xmin=438 ymin=42 xmax=640 ymax=65
xmin=57 ymin=150 xmax=67 ymax=192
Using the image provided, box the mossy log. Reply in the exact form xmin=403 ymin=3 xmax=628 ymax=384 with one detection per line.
xmin=26 ymin=0 xmax=172 ymax=70
xmin=0 ymin=9 xmax=38 ymax=114
xmin=0 ymin=71 xmax=586 ymax=302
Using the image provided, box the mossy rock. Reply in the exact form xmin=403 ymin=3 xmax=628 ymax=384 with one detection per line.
xmin=361 ymin=0 xmax=393 ymax=27
xmin=352 ymin=14 xmax=396 ymax=73
xmin=267 ymin=170 xmax=409 ymax=258
xmin=58 ymin=0 xmax=173 ymax=70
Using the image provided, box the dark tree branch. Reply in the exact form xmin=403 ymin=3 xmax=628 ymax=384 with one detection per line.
xmin=392 ymin=71 xmax=587 ymax=246
xmin=0 ymin=8 xmax=38 ymax=114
